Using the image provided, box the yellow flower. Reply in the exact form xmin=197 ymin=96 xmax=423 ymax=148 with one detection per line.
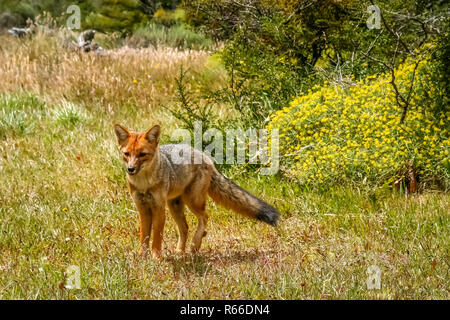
xmin=267 ymin=53 xmax=445 ymax=186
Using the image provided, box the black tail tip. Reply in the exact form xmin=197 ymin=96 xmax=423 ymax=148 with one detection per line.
xmin=256 ymin=203 xmax=279 ymax=226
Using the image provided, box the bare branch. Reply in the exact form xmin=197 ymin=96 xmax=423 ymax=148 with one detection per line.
xmin=369 ymin=0 xmax=411 ymax=54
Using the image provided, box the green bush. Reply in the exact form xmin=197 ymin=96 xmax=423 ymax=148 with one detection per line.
xmin=152 ymin=7 xmax=184 ymax=27
xmin=127 ymin=23 xmax=212 ymax=50
xmin=185 ymin=0 xmax=449 ymax=129
xmin=84 ymin=0 xmax=148 ymax=33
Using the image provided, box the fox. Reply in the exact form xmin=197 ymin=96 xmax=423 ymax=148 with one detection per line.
xmin=114 ymin=123 xmax=279 ymax=260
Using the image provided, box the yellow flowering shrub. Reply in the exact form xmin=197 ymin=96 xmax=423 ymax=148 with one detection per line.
xmin=267 ymin=54 xmax=449 ymax=188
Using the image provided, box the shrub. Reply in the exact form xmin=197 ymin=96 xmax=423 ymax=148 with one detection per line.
xmin=185 ymin=0 xmax=449 ymax=129
xmin=152 ymin=8 xmax=185 ymax=27
xmin=84 ymin=0 xmax=149 ymax=33
xmin=127 ymin=23 xmax=212 ymax=50
xmin=267 ymin=51 xmax=450 ymax=189
xmin=217 ymin=30 xmax=311 ymax=127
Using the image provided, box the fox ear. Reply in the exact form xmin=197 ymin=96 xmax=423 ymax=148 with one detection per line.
xmin=145 ymin=125 xmax=160 ymax=145
xmin=114 ymin=124 xmax=130 ymax=145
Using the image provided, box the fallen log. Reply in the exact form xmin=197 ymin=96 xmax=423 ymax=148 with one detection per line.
xmin=7 ymin=27 xmax=31 ymax=37
xmin=76 ymin=29 xmax=104 ymax=53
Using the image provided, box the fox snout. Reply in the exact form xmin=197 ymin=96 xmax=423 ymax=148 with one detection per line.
xmin=124 ymin=154 xmax=142 ymax=175
xmin=126 ymin=162 xmax=139 ymax=175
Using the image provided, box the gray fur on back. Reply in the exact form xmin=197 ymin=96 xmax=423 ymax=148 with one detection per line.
xmin=156 ymin=144 xmax=214 ymax=198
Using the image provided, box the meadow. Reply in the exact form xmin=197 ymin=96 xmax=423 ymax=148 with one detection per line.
xmin=0 ymin=31 xmax=448 ymax=299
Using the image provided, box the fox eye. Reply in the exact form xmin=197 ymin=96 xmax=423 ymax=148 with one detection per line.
xmin=138 ymin=153 xmax=148 ymax=157
xmin=123 ymin=152 xmax=130 ymax=157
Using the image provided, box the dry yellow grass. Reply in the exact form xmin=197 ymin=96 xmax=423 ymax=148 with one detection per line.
xmin=0 ymin=30 xmax=211 ymax=111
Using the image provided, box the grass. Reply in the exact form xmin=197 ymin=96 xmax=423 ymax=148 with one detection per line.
xmin=0 ymin=29 xmax=212 ymax=110
xmin=0 ymin=33 xmax=449 ymax=299
xmin=128 ymin=23 xmax=213 ymax=50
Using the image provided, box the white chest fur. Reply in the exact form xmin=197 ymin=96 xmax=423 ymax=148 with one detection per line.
xmin=127 ymin=171 xmax=153 ymax=191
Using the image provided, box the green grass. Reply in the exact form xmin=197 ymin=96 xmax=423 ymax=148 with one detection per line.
xmin=0 ymin=92 xmax=448 ymax=299
xmin=128 ymin=23 xmax=213 ymax=50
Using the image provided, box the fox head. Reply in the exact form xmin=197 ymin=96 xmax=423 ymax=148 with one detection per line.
xmin=114 ymin=124 xmax=161 ymax=176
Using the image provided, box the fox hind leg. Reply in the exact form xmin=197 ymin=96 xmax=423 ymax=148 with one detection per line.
xmin=186 ymin=199 xmax=208 ymax=253
xmin=183 ymin=170 xmax=211 ymax=252
xmin=168 ymin=197 xmax=189 ymax=253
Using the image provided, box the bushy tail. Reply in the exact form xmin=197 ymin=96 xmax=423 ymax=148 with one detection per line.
xmin=208 ymin=169 xmax=279 ymax=226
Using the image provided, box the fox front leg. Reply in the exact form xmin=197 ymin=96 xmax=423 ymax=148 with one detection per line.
xmin=150 ymin=203 xmax=166 ymax=260
xmin=133 ymin=190 xmax=166 ymax=260
xmin=136 ymin=203 xmax=152 ymax=258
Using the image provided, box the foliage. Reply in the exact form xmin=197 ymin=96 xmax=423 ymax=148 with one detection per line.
xmin=0 ymin=0 xmax=96 ymax=27
xmin=169 ymin=66 xmax=217 ymax=131
xmin=267 ymin=50 xmax=450 ymax=189
xmin=152 ymin=7 xmax=184 ymax=27
xmin=430 ymin=19 xmax=450 ymax=112
xmin=85 ymin=0 xmax=149 ymax=33
xmin=128 ymin=22 xmax=212 ymax=49
xmin=0 ymin=0 xmax=182 ymax=33
xmin=184 ymin=0 xmax=449 ymax=126
xmin=215 ymin=24 xmax=313 ymax=127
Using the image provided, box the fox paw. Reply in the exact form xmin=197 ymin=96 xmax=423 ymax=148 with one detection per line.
xmin=152 ymin=250 xmax=162 ymax=261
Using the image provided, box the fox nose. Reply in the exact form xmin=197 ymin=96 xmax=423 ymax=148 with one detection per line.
xmin=127 ymin=166 xmax=136 ymax=173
